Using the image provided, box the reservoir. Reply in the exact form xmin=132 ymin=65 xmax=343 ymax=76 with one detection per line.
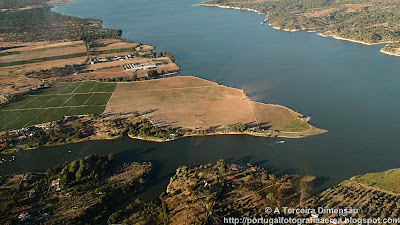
xmin=1 ymin=0 xmax=400 ymax=199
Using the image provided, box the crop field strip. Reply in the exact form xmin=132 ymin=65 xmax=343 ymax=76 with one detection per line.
xmin=0 ymin=81 xmax=117 ymax=131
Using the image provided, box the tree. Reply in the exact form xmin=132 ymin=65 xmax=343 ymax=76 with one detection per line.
xmin=107 ymin=210 xmax=122 ymax=224
xmin=148 ymin=70 xmax=159 ymax=79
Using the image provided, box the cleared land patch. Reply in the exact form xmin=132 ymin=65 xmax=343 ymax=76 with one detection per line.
xmin=0 ymin=41 xmax=86 ymax=63
xmin=0 ymin=81 xmax=113 ymax=131
xmin=105 ymin=76 xmax=323 ymax=136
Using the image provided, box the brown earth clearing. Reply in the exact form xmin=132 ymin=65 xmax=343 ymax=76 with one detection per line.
xmin=105 ymin=76 xmax=325 ymax=136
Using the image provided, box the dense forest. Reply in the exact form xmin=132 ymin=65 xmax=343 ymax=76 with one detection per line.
xmin=0 ymin=0 xmax=122 ymax=42
xmin=205 ymin=0 xmax=400 ymax=51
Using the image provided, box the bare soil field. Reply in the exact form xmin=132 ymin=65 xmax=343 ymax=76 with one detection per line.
xmin=92 ymin=39 xmax=138 ymax=51
xmin=1 ymin=56 xmax=87 ymax=74
xmin=91 ymin=39 xmax=153 ymax=52
xmin=0 ymin=40 xmax=86 ymax=63
xmin=104 ymin=76 xmax=318 ymax=132
xmin=0 ymin=41 xmax=86 ymax=66
xmin=0 ymin=40 xmax=82 ymax=50
xmin=70 ymin=67 xmax=133 ymax=81
xmin=0 ymin=56 xmax=87 ymax=99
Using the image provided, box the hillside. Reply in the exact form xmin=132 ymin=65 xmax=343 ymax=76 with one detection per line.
xmin=203 ymin=0 xmax=400 ymax=55
xmin=305 ymin=169 xmax=400 ymax=220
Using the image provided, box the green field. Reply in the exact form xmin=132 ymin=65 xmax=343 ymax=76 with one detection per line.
xmin=62 ymin=94 xmax=92 ymax=106
xmin=20 ymin=96 xmax=56 ymax=109
xmin=73 ymin=81 xmax=97 ymax=93
xmin=354 ymin=169 xmax=400 ymax=194
xmin=27 ymin=108 xmax=71 ymax=126
xmin=90 ymin=82 xmax=117 ymax=92
xmin=84 ymin=93 xmax=112 ymax=105
xmin=0 ymin=81 xmax=115 ymax=131
xmin=3 ymin=109 xmax=45 ymax=130
xmin=59 ymin=82 xmax=82 ymax=94
xmin=66 ymin=106 xmax=106 ymax=116
xmin=41 ymin=95 xmax=73 ymax=107
xmin=35 ymin=85 xmax=68 ymax=96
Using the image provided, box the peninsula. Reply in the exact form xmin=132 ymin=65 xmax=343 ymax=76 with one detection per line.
xmin=0 ymin=0 xmax=326 ymax=154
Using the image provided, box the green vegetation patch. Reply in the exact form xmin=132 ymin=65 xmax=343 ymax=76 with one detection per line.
xmin=84 ymin=93 xmax=112 ymax=105
xmin=41 ymin=95 xmax=73 ymax=107
xmin=92 ymin=47 xmax=136 ymax=55
xmin=91 ymin=82 xmax=117 ymax=93
xmin=3 ymin=109 xmax=45 ymax=130
xmin=62 ymin=94 xmax=92 ymax=106
xmin=19 ymin=95 xmax=55 ymax=109
xmin=0 ymin=96 xmax=39 ymax=110
xmin=58 ymin=82 xmax=82 ymax=94
xmin=66 ymin=106 xmax=106 ymax=116
xmin=73 ymin=81 xmax=97 ymax=93
xmin=27 ymin=108 xmax=70 ymax=126
xmin=354 ymin=169 xmax=400 ymax=194
xmin=35 ymin=85 xmax=68 ymax=96
xmin=0 ymin=52 xmax=87 ymax=67
xmin=0 ymin=5 xmax=121 ymax=43
xmin=0 ymin=110 xmax=27 ymax=130
xmin=206 ymin=0 xmax=400 ymax=44
xmin=281 ymin=119 xmax=309 ymax=132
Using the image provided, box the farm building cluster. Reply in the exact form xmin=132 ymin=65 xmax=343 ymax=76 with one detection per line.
xmin=124 ymin=62 xmax=162 ymax=71
xmin=90 ymin=55 xmax=135 ymax=64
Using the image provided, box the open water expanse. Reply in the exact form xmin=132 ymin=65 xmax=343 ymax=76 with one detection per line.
xmin=1 ymin=0 xmax=400 ymax=200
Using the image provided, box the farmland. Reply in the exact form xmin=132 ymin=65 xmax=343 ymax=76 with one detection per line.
xmin=0 ymin=81 xmax=116 ymax=131
xmin=105 ymin=76 xmax=325 ymax=137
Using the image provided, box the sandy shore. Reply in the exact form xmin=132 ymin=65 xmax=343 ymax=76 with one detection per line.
xmin=380 ymin=49 xmax=400 ymax=57
xmin=317 ymin=33 xmax=393 ymax=46
xmin=195 ymin=3 xmax=264 ymax=15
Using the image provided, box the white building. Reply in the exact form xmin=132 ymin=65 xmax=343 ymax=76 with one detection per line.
xmin=124 ymin=62 xmax=158 ymax=71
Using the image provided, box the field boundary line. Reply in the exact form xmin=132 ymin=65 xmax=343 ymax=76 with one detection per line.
xmin=114 ymin=85 xmax=222 ymax=93
xmin=30 ymin=91 xmax=111 ymax=96
xmin=71 ymin=82 xmax=83 ymax=93
xmin=104 ymin=85 xmax=117 ymax=112
xmin=88 ymin=81 xmax=98 ymax=92
xmin=16 ymin=96 xmax=38 ymax=109
xmin=0 ymin=105 xmax=107 ymax=112
xmin=1 ymin=110 xmax=27 ymax=130
xmin=39 ymin=95 xmax=57 ymax=108
xmin=24 ymin=109 xmax=47 ymax=127
xmin=244 ymin=93 xmax=259 ymax=125
xmin=56 ymin=83 xmax=71 ymax=95
xmin=63 ymin=107 xmax=73 ymax=117
xmin=82 ymin=93 xmax=94 ymax=105
xmin=0 ymin=111 xmax=10 ymax=120
xmin=60 ymin=94 xmax=76 ymax=107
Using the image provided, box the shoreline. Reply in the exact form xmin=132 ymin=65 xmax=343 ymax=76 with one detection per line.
xmin=2 ymin=118 xmax=327 ymax=154
xmin=380 ymin=49 xmax=400 ymax=57
xmin=0 ymin=1 xmax=328 ymax=155
xmin=317 ymin=33 xmax=393 ymax=46
xmin=194 ymin=3 xmax=264 ymax=15
xmin=198 ymin=2 xmax=400 ymax=55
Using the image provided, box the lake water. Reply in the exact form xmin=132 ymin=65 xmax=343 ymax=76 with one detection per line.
xmin=1 ymin=0 xmax=400 ymax=200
